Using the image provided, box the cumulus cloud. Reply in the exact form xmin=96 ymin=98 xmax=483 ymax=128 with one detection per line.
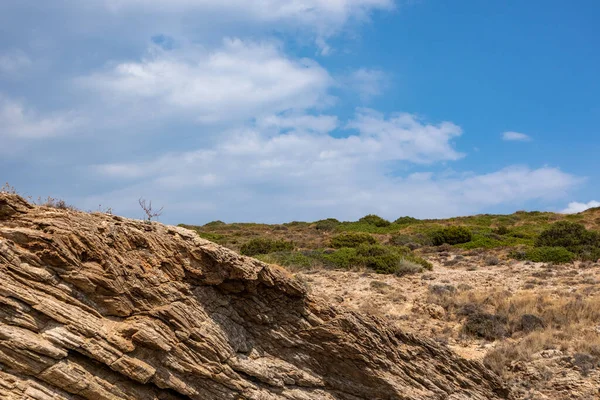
xmin=502 ymin=131 xmax=532 ymax=142
xmin=0 ymin=50 xmax=32 ymax=77
xmin=257 ymin=113 xmax=339 ymax=134
xmin=345 ymin=68 xmax=389 ymax=100
xmin=88 ymin=111 xmax=579 ymax=223
xmin=80 ymin=39 xmax=333 ymax=123
xmin=96 ymin=109 xmax=464 ymax=179
xmin=0 ymin=96 xmax=80 ymax=139
xmin=102 ymin=0 xmax=394 ymax=36
xmin=561 ymin=200 xmax=600 ymax=214
xmin=347 ymin=108 xmax=464 ymax=163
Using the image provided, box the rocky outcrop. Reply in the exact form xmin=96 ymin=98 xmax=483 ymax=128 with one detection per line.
xmin=0 ymin=193 xmax=510 ymax=400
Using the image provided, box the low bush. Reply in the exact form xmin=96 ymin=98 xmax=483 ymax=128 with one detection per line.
xmin=492 ymin=226 xmax=511 ymax=235
xmin=430 ymin=226 xmax=472 ymax=246
xmin=203 ymin=220 xmax=226 ymax=227
xmin=536 ymin=221 xmax=598 ymax=248
xmin=388 ymin=233 xmax=432 ymax=248
xmin=463 ymin=312 xmax=507 ymax=340
xmin=34 ymin=196 xmax=77 ymax=211
xmin=457 ymin=236 xmax=503 ymax=249
xmin=394 ymin=216 xmax=420 ymax=225
xmin=356 ymin=244 xmax=404 ymax=274
xmin=284 ymin=221 xmax=309 ymax=227
xmin=511 ymin=246 xmax=576 ymax=263
xmin=358 ymin=214 xmax=391 ymax=227
xmin=196 ymin=232 xmax=226 ymax=244
xmin=330 ymin=232 xmax=377 ymax=248
xmin=240 ymin=238 xmax=294 ymax=256
xmin=429 ymin=284 xmax=457 ymax=296
xmin=535 ymin=221 xmax=600 ymax=260
xmin=395 ymin=259 xmax=426 ymax=276
xmin=314 ymin=218 xmax=340 ymax=231
xmin=484 ymin=255 xmax=500 ymax=266
xmin=322 ymin=244 xmax=431 ymax=275
xmin=388 ymin=234 xmax=414 ymax=246
xmin=402 ymin=253 xmax=434 ymax=270
xmin=517 ymin=314 xmax=545 ymax=333
xmin=322 ymin=247 xmax=359 ymax=269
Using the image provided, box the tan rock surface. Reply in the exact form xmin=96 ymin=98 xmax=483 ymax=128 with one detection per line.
xmin=0 ymin=193 xmax=509 ymax=399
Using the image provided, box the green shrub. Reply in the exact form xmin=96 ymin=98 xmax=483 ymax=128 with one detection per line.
xmin=330 ymin=232 xmax=377 ymax=248
xmin=240 ymin=238 xmax=294 ymax=256
xmin=322 ymin=244 xmax=433 ymax=275
xmin=358 ymin=214 xmax=391 ymax=227
xmin=314 ymin=218 xmax=340 ymax=231
xmin=395 ymin=259 xmax=425 ymax=276
xmin=203 ymin=220 xmax=226 ymax=227
xmin=255 ymin=251 xmax=315 ymax=270
xmin=508 ymin=231 xmax=533 ymax=239
xmin=389 ymin=233 xmax=433 ymax=248
xmin=322 ymin=247 xmax=359 ymax=269
xmin=430 ymin=226 xmax=472 ymax=246
xmin=197 ymin=232 xmax=226 ymax=243
xmin=284 ymin=221 xmax=309 ymax=227
xmin=356 ymin=244 xmax=402 ymax=274
xmin=388 ymin=234 xmax=412 ymax=246
xmin=511 ymin=246 xmax=576 ymax=263
xmin=355 ymin=243 xmax=392 ymax=257
xmin=323 ymin=244 xmax=431 ymax=275
xmin=457 ymin=236 xmax=503 ymax=250
xmin=402 ymin=253 xmax=434 ymax=270
xmin=394 ymin=216 xmax=420 ymax=225
xmin=535 ymin=221 xmax=600 ymax=260
xmin=492 ymin=226 xmax=510 ymax=235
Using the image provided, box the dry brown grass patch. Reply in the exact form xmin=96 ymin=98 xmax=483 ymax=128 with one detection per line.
xmin=428 ymin=287 xmax=600 ymax=378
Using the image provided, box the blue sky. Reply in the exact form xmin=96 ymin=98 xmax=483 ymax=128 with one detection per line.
xmin=1 ymin=0 xmax=598 ymax=223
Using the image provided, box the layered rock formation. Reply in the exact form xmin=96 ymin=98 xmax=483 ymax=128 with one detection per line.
xmin=0 ymin=193 xmax=510 ymax=399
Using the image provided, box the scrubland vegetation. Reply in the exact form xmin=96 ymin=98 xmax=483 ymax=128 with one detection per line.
xmin=180 ymin=208 xmax=600 ymax=274
xmin=182 ymin=208 xmax=600 ymax=397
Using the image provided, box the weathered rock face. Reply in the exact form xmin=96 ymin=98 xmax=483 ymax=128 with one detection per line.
xmin=0 ymin=193 xmax=510 ymax=400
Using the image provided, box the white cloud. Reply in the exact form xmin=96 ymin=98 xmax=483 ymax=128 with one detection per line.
xmin=0 ymin=50 xmax=32 ymax=77
xmin=346 ymin=68 xmax=388 ymax=100
xmin=451 ymin=166 xmax=580 ymax=205
xmin=80 ymin=39 xmax=333 ymax=123
xmin=96 ymin=109 xmax=464 ymax=179
xmin=257 ymin=113 xmax=339 ymax=134
xmin=102 ymin=0 xmax=394 ymax=36
xmin=502 ymin=131 xmax=532 ymax=142
xmin=0 ymin=96 xmax=80 ymax=139
xmin=561 ymin=200 xmax=600 ymax=214
xmin=347 ymin=108 xmax=464 ymax=163
xmin=88 ymin=111 xmax=580 ymax=223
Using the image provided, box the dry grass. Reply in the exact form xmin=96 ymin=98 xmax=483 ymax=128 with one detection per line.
xmin=430 ymin=288 xmax=600 ymax=329
xmin=428 ymin=287 xmax=600 ymax=378
xmin=484 ymin=328 xmax=600 ymax=377
xmin=1 ymin=184 xmax=77 ymax=211
xmin=0 ymin=182 xmax=17 ymax=194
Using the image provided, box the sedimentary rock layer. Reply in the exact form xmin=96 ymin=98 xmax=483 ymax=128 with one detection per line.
xmin=0 ymin=193 xmax=510 ymax=399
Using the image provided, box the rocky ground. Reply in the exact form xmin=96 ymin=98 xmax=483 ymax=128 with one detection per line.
xmin=0 ymin=193 xmax=509 ymax=400
xmin=297 ymin=250 xmax=600 ymax=399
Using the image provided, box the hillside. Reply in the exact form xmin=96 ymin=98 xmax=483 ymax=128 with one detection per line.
xmin=183 ymin=210 xmax=600 ymax=399
xmin=0 ymin=193 xmax=509 ymax=400
xmin=180 ymin=208 xmax=600 ymax=255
